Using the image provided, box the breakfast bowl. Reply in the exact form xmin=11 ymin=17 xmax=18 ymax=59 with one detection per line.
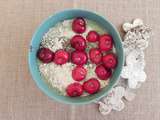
xmin=28 ymin=9 xmax=124 ymax=105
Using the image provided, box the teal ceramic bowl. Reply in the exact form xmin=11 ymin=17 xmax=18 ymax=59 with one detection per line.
xmin=29 ymin=9 xmax=124 ymax=105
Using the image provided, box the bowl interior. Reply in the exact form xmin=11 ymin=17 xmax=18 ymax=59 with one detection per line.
xmin=29 ymin=9 xmax=124 ymax=105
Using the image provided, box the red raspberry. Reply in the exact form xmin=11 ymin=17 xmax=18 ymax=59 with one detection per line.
xmin=86 ymin=31 xmax=99 ymax=42
xmin=72 ymin=66 xmax=87 ymax=81
xmin=72 ymin=17 xmax=86 ymax=33
xmin=71 ymin=51 xmax=88 ymax=65
xmin=98 ymin=34 xmax=113 ymax=51
xmin=54 ymin=50 xmax=69 ymax=65
xmin=89 ymin=48 xmax=102 ymax=64
xmin=95 ymin=64 xmax=112 ymax=80
xmin=66 ymin=82 xmax=83 ymax=97
xmin=102 ymin=53 xmax=117 ymax=69
xmin=70 ymin=35 xmax=86 ymax=51
xmin=83 ymin=78 xmax=100 ymax=94
xmin=37 ymin=48 xmax=54 ymax=63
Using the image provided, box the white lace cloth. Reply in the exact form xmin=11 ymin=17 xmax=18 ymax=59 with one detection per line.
xmin=96 ymin=19 xmax=151 ymax=115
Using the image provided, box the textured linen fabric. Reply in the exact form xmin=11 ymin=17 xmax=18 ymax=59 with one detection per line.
xmin=0 ymin=0 xmax=160 ymax=120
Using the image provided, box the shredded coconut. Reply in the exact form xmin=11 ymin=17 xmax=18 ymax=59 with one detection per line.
xmin=41 ymin=20 xmax=75 ymax=52
xmin=39 ymin=63 xmax=75 ymax=95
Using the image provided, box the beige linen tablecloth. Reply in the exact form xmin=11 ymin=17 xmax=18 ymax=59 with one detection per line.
xmin=0 ymin=0 xmax=160 ymax=120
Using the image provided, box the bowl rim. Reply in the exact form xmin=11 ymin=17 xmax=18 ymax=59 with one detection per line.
xmin=28 ymin=9 xmax=124 ymax=105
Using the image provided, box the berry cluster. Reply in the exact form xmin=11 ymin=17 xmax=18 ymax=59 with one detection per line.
xmin=37 ymin=17 xmax=118 ymax=97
